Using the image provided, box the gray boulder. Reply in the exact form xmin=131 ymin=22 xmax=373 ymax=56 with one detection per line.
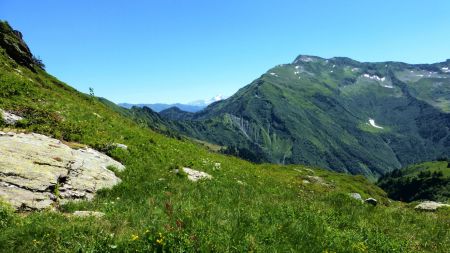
xmin=0 ymin=132 xmax=125 ymax=210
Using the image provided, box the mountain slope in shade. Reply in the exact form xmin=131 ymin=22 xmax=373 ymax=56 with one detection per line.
xmin=162 ymin=55 xmax=450 ymax=178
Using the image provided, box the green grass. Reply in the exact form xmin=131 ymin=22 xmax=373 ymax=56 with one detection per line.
xmin=0 ymin=24 xmax=450 ymax=252
xmin=402 ymin=161 xmax=450 ymax=177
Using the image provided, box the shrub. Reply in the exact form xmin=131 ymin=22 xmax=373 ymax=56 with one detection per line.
xmin=32 ymin=55 xmax=45 ymax=70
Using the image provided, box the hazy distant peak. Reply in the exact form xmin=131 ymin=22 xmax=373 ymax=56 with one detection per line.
xmin=188 ymin=94 xmax=224 ymax=106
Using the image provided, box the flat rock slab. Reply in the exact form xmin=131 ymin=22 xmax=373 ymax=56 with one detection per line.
xmin=0 ymin=132 xmax=125 ymax=210
xmin=415 ymin=201 xmax=450 ymax=211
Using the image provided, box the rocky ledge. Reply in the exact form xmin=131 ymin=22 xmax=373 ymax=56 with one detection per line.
xmin=0 ymin=132 xmax=125 ymax=210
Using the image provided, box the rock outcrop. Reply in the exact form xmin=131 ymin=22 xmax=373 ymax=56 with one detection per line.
xmin=0 ymin=132 xmax=125 ymax=210
xmin=0 ymin=22 xmax=36 ymax=70
xmin=0 ymin=109 xmax=23 ymax=125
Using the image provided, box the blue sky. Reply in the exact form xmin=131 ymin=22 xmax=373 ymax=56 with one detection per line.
xmin=1 ymin=0 xmax=450 ymax=104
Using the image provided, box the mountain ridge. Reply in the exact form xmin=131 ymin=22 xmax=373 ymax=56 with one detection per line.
xmin=157 ymin=54 xmax=450 ymax=178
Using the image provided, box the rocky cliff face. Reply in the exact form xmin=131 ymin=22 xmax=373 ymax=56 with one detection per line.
xmin=0 ymin=132 xmax=125 ymax=210
xmin=0 ymin=22 xmax=38 ymax=71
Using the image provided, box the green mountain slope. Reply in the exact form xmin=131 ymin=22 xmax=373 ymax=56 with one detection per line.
xmin=1 ymin=21 xmax=449 ymax=252
xmin=378 ymin=160 xmax=450 ymax=202
xmin=161 ymin=55 xmax=450 ymax=179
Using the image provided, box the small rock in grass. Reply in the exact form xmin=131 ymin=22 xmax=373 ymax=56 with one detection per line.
xmin=114 ymin=143 xmax=128 ymax=150
xmin=178 ymin=167 xmax=212 ymax=182
xmin=305 ymin=175 xmax=329 ymax=186
xmin=364 ymin=198 xmax=378 ymax=206
xmin=73 ymin=211 xmax=105 ymax=218
xmin=349 ymin=193 xmax=363 ymax=201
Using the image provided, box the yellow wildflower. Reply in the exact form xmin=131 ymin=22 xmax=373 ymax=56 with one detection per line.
xmin=131 ymin=234 xmax=139 ymax=241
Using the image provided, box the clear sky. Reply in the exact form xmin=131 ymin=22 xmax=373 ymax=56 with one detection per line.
xmin=1 ymin=0 xmax=449 ymax=104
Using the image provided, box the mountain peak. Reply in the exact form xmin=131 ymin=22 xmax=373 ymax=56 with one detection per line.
xmin=293 ymin=55 xmax=325 ymax=64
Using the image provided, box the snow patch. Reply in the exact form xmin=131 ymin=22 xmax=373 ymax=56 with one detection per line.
xmin=368 ymin=118 xmax=383 ymax=129
xmin=442 ymin=67 xmax=450 ymax=73
xmin=270 ymin=72 xmax=279 ymax=77
xmin=362 ymin=74 xmax=386 ymax=82
xmin=381 ymin=84 xmax=394 ymax=89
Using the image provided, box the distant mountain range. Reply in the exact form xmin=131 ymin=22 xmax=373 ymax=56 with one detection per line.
xmin=119 ymin=95 xmax=224 ymax=112
xmin=142 ymin=55 xmax=450 ymax=179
